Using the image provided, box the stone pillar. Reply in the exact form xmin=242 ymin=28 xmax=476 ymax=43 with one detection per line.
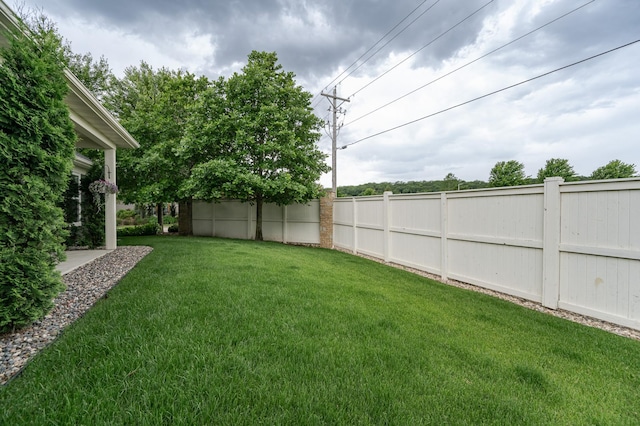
xmin=319 ymin=192 xmax=335 ymax=249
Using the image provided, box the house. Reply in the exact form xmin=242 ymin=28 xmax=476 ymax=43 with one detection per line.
xmin=0 ymin=0 xmax=139 ymax=250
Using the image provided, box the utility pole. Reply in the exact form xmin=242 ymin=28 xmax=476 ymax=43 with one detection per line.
xmin=321 ymin=86 xmax=350 ymax=195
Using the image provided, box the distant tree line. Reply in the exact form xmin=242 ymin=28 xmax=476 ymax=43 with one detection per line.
xmin=338 ymin=176 xmax=488 ymax=197
xmin=339 ymin=159 xmax=637 ymax=197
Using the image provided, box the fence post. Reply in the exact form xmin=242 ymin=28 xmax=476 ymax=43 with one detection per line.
xmin=282 ymin=205 xmax=288 ymax=244
xmin=211 ymin=202 xmax=216 ymax=237
xmin=542 ymin=177 xmax=563 ymax=309
xmin=247 ymin=203 xmax=253 ymax=240
xmin=352 ymin=197 xmax=357 ymax=254
xmin=383 ymin=191 xmax=392 ymax=262
xmin=440 ymin=192 xmax=448 ymax=281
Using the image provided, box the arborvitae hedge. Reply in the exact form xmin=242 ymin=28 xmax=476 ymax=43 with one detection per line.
xmin=0 ymin=25 xmax=76 ymax=332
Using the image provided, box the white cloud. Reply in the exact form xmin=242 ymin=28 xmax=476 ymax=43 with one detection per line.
xmin=20 ymin=0 xmax=640 ymax=188
xmin=51 ymin=15 xmax=215 ymax=78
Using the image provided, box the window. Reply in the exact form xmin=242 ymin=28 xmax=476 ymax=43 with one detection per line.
xmin=63 ymin=173 xmax=82 ymax=225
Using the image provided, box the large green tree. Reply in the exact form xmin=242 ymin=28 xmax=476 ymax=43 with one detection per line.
xmin=537 ymin=158 xmax=576 ymax=183
xmin=66 ymin=51 xmax=113 ymax=101
xmin=590 ymin=160 xmax=636 ymax=180
xmin=181 ymin=51 xmax=329 ymax=240
xmin=443 ymin=173 xmax=461 ymax=191
xmin=488 ymin=160 xmax=527 ymax=187
xmin=105 ymin=63 xmax=209 ymax=234
xmin=20 ymin=8 xmax=114 ymax=100
xmin=0 ymin=22 xmax=76 ymax=331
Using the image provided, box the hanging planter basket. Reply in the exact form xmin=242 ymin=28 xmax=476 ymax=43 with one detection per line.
xmin=89 ymin=179 xmax=118 ymax=211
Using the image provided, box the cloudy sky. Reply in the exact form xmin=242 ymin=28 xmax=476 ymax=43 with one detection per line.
xmin=17 ymin=0 xmax=640 ymax=187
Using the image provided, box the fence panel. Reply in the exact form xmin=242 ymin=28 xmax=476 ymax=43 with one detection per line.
xmin=192 ymin=200 xmax=214 ymax=236
xmin=447 ymin=189 xmax=544 ymax=242
xmin=333 ymin=199 xmax=355 ymax=251
xmin=256 ymin=203 xmax=284 ymax=242
xmin=192 ymin=200 xmax=320 ymax=244
xmin=283 ymin=200 xmax=321 ymax=244
xmin=558 ymin=181 xmax=640 ymax=329
xmin=446 ymin=188 xmax=545 ymax=301
xmin=388 ymin=194 xmax=441 ymax=274
xmin=215 ymin=200 xmax=250 ymax=239
xmin=448 ymin=240 xmax=544 ymax=300
xmin=354 ymin=197 xmax=385 ymax=258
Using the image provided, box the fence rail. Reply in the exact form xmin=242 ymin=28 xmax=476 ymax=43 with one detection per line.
xmin=334 ymin=178 xmax=640 ymax=331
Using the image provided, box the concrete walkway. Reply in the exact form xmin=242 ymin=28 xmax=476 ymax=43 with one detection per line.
xmin=56 ymin=250 xmax=113 ymax=275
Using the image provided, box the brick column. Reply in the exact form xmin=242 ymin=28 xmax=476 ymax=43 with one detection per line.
xmin=319 ymin=191 xmax=335 ymax=249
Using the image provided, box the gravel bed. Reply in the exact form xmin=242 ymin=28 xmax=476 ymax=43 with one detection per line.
xmin=0 ymin=246 xmax=152 ymax=385
xmin=337 ymin=248 xmax=640 ymax=342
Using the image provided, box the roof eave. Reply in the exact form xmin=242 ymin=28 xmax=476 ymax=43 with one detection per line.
xmin=64 ymin=70 xmax=140 ymax=150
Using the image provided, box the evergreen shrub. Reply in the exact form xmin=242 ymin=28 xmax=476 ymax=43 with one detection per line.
xmin=0 ymin=25 xmax=76 ymax=332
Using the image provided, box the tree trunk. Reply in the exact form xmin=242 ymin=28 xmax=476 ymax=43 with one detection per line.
xmin=178 ymin=198 xmax=193 ymax=236
xmin=255 ymin=194 xmax=263 ymax=241
xmin=156 ymin=203 xmax=164 ymax=230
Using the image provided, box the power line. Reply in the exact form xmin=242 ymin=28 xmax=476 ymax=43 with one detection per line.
xmin=311 ymin=94 xmax=328 ymax=110
xmin=339 ymin=39 xmax=640 ymax=150
xmin=335 ymin=0 xmax=442 ymax=86
xmin=348 ymin=0 xmax=495 ymax=99
xmin=344 ymin=0 xmax=595 ymax=127
xmin=310 ymin=0 xmax=434 ymax=106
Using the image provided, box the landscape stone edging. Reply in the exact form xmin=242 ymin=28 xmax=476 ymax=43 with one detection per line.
xmin=0 ymin=246 xmax=153 ymax=386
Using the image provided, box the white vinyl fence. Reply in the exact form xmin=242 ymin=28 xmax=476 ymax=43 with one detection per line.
xmin=192 ymin=199 xmax=320 ymax=244
xmin=334 ymin=178 xmax=640 ymax=331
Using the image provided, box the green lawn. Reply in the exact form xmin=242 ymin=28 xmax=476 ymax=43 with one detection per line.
xmin=2 ymin=236 xmax=639 ymax=424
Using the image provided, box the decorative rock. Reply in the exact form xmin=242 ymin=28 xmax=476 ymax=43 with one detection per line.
xmin=0 ymin=246 xmax=152 ymax=385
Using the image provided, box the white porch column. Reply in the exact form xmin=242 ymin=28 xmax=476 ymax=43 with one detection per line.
xmin=105 ymin=148 xmax=117 ymax=250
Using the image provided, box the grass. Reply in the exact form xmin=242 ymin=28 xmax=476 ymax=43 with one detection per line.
xmin=2 ymin=236 xmax=640 ymax=424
